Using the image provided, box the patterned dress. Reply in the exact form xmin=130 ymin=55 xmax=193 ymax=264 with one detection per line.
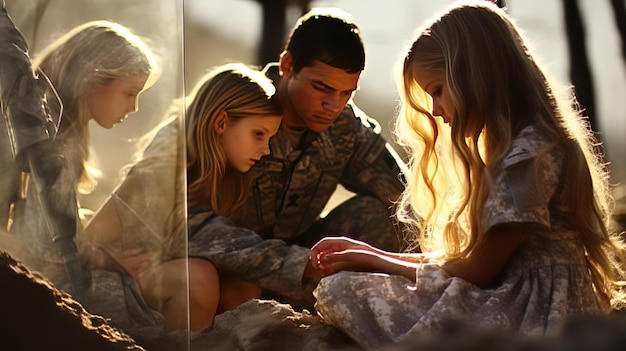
xmin=313 ymin=125 xmax=604 ymax=349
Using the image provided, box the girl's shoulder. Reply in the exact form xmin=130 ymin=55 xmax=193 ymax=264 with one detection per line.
xmin=141 ymin=117 xmax=179 ymax=158
xmin=502 ymin=125 xmax=558 ymax=168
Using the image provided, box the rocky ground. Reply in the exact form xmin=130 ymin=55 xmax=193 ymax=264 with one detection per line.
xmin=0 ymin=251 xmax=144 ymax=350
xmin=143 ymin=299 xmax=626 ymax=351
xmin=6 ymin=257 xmax=626 ymax=351
xmin=4 ymin=255 xmax=626 ymax=351
xmin=139 ymin=300 xmax=356 ymax=351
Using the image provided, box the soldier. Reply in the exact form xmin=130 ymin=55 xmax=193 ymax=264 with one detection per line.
xmin=188 ymin=7 xmax=406 ymax=310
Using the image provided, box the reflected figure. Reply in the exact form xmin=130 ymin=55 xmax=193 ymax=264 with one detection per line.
xmin=32 ymin=20 xmax=157 ymax=195
xmin=2 ymin=20 xmax=157 ymax=303
xmin=83 ymin=63 xmax=282 ymax=332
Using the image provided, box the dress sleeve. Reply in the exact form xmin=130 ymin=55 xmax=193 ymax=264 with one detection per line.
xmin=187 ymin=212 xmax=312 ymax=301
xmin=482 ymin=128 xmax=563 ymax=234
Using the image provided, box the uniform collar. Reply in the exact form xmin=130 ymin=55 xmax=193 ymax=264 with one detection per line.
xmin=262 ymin=62 xmax=280 ymax=83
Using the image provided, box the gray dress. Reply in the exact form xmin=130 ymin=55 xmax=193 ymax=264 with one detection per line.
xmin=313 ymin=125 xmax=603 ymax=350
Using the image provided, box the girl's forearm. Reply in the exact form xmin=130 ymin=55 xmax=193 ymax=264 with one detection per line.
xmin=370 ymin=245 xmax=432 ymax=264
xmin=376 ymin=255 xmax=422 ymax=280
xmin=387 ymin=252 xmax=432 ymax=263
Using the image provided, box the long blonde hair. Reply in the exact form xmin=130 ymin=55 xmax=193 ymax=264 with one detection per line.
xmin=186 ymin=63 xmax=282 ymax=219
xmin=33 ymin=20 xmax=158 ymax=192
xmin=396 ymin=0 xmax=625 ymax=309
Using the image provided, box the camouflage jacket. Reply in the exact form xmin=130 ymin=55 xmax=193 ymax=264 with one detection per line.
xmin=239 ymin=63 xmax=405 ymax=238
xmin=188 ymin=64 xmax=406 ymax=299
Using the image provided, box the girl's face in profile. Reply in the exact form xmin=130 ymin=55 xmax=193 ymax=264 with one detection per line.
xmin=413 ymin=67 xmax=454 ymax=127
xmin=220 ymin=114 xmax=282 ymax=173
xmin=88 ymin=75 xmax=148 ymax=129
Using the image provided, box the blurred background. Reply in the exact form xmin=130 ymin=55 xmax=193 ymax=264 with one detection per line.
xmin=5 ymin=0 xmax=626 ymax=215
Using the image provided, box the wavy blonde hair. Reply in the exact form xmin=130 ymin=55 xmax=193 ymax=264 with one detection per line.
xmin=395 ymin=0 xmax=625 ymax=310
xmin=185 ymin=63 xmax=282 ymax=219
xmin=33 ymin=20 xmax=158 ymax=193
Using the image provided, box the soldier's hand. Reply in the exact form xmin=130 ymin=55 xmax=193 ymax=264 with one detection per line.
xmin=302 ymin=259 xmax=323 ymax=286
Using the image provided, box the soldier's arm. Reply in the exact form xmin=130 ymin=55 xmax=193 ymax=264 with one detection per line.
xmin=188 ymin=213 xmax=314 ymax=301
xmin=340 ymin=104 xmax=407 ymax=204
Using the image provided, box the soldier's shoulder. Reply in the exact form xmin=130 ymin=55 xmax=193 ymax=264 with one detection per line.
xmin=334 ymin=101 xmax=382 ymax=134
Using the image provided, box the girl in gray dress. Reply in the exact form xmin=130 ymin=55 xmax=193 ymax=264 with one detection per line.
xmin=311 ymin=1 xmax=626 ymax=349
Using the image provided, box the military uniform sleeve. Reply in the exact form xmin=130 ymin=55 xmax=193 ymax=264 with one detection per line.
xmin=340 ymin=103 xmax=406 ymax=204
xmin=187 ymin=212 xmax=312 ymax=300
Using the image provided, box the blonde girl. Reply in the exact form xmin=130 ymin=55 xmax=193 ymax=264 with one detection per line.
xmin=84 ymin=63 xmax=282 ymax=332
xmin=33 ymin=20 xmax=158 ymax=192
xmin=2 ymin=20 xmax=157 ymax=290
xmin=5 ymin=20 xmax=157 ymax=235
xmin=310 ymin=1 xmax=626 ymax=349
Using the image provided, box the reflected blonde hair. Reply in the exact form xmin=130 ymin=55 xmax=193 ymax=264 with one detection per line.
xmin=33 ymin=20 xmax=158 ymax=193
xmin=186 ymin=63 xmax=282 ymax=218
xmin=396 ymin=0 xmax=625 ymax=310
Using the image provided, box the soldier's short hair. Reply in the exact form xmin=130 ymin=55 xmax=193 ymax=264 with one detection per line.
xmin=284 ymin=7 xmax=365 ymax=75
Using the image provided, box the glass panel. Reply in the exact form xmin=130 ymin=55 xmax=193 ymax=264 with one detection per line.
xmin=0 ymin=0 xmax=186 ymax=349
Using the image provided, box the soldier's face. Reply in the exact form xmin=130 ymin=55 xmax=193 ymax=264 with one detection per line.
xmin=280 ymin=56 xmax=360 ymax=133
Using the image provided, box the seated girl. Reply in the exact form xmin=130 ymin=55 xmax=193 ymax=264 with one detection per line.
xmin=310 ymin=1 xmax=626 ymax=349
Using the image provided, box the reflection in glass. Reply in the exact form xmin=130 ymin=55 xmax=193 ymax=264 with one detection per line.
xmin=0 ymin=0 xmax=186 ymax=347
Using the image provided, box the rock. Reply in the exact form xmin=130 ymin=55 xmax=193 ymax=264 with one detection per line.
xmin=188 ymin=299 xmax=358 ymax=351
xmin=0 ymin=250 xmax=145 ymax=350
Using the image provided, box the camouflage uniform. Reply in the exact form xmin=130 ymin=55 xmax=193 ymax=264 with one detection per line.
xmin=188 ymin=63 xmax=406 ymax=302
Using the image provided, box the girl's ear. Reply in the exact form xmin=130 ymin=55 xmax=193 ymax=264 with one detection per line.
xmin=214 ymin=111 xmax=228 ymax=134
